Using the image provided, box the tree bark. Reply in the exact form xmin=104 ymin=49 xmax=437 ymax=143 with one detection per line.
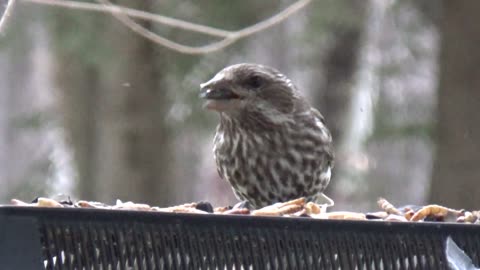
xmin=52 ymin=2 xmax=174 ymax=205
xmin=315 ymin=27 xmax=363 ymax=141
xmin=429 ymin=1 xmax=480 ymax=209
xmin=94 ymin=1 xmax=174 ymax=205
xmin=51 ymin=12 xmax=103 ymax=200
xmin=56 ymin=64 xmax=100 ymax=200
xmin=310 ymin=2 xmax=366 ymax=200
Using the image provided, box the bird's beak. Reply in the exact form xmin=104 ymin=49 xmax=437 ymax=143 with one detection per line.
xmin=199 ymin=84 xmax=239 ymax=100
xmin=199 ymin=82 xmax=241 ymax=111
xmin=199 ymin=81 xmax=212 ymax=99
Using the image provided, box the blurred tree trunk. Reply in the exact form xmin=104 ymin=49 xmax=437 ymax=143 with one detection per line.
xmin=52 ymin=1 xmax=174 ymax=205
xmin=429 ymin=1 xmax=480 ymax=209
xmin=55 ymin=60 xmax=100 ymax=200
xmin=317 ymin=27 xmax=363 ymax=201
xmin=309 ymin=1 xmax=367 ymax=201
xmin=315 ymin=27 xmax=363 ymax=141
xmin=51 ymin=12 xmax=103 ymax=200
xmin=97 ymin=0 xmax=173 ymax=205
xmin=0 ymin=8 xmax=54 ymax=200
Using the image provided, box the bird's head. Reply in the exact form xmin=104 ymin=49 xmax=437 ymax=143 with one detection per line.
xmin=200 ymin=63 xmax=306 ymax=122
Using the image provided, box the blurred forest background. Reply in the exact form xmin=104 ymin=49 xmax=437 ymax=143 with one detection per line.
xmin=0 ymin=0 xmax=479 ymax=211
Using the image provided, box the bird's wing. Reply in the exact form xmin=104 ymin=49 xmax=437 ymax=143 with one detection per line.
xmin=309 ymin=107 xmax=335 ymax=168
xmin=310 ymin=107 xmax=326 ymax=125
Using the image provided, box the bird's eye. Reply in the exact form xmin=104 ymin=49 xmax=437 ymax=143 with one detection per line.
xmin=245 ymin=75 xmax=264 ymax=89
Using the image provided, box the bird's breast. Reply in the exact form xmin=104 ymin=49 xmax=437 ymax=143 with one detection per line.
xmin=213 ymin=122 xmax=333 ymax=207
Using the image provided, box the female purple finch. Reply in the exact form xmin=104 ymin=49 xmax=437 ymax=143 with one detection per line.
xmin=200 ymin=63 xmax=334 ymax=208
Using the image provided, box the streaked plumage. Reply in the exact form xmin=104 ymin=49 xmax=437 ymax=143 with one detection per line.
xmin=200 ymin=63 xmax=334 ymax=208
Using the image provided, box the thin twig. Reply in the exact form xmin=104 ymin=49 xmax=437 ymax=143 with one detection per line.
xmin=0 ymin=0 xmax=17 ymax=34
xmin=224 ymin=0 xmax=311 ymax=40
xmin=96 ymin=0 xmax=310 ymax=54
xmin=24 ymin=0 xmax=311 ymax=54
xmin=23 ymin=0 xmax=231 ymax=37
xmin=94 ymin=0 xmax=230 ymax=54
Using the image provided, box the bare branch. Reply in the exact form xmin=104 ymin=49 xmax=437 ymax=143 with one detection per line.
xmin=22 ymin=0 xmax=312 ymax=54
xmin=23 ymin=0 xmax=231 ymax=38
xmin=95 ymin=0 xmax=236 ymax=54
xmin=95 ymin=0 xmax=311 ymax=54
xmin=227 ymin=0 xmax=311 ymax=39
xmin=0 ymin=0 xmax=17 ymax=34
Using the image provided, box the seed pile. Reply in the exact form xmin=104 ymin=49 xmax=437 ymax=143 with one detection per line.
xmin=8 ymin=197 xmax=480 ymax=224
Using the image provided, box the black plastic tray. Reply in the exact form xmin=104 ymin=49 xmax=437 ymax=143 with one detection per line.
xmin=0 ymin=206 xmax=479 ymax=269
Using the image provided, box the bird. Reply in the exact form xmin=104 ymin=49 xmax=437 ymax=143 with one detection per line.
xmin=200 ymin=63 xmax=334 ymax=208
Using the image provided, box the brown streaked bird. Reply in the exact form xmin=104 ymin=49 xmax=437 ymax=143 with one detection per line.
xmin=200 ymin=63 xmax=334 ymax=208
